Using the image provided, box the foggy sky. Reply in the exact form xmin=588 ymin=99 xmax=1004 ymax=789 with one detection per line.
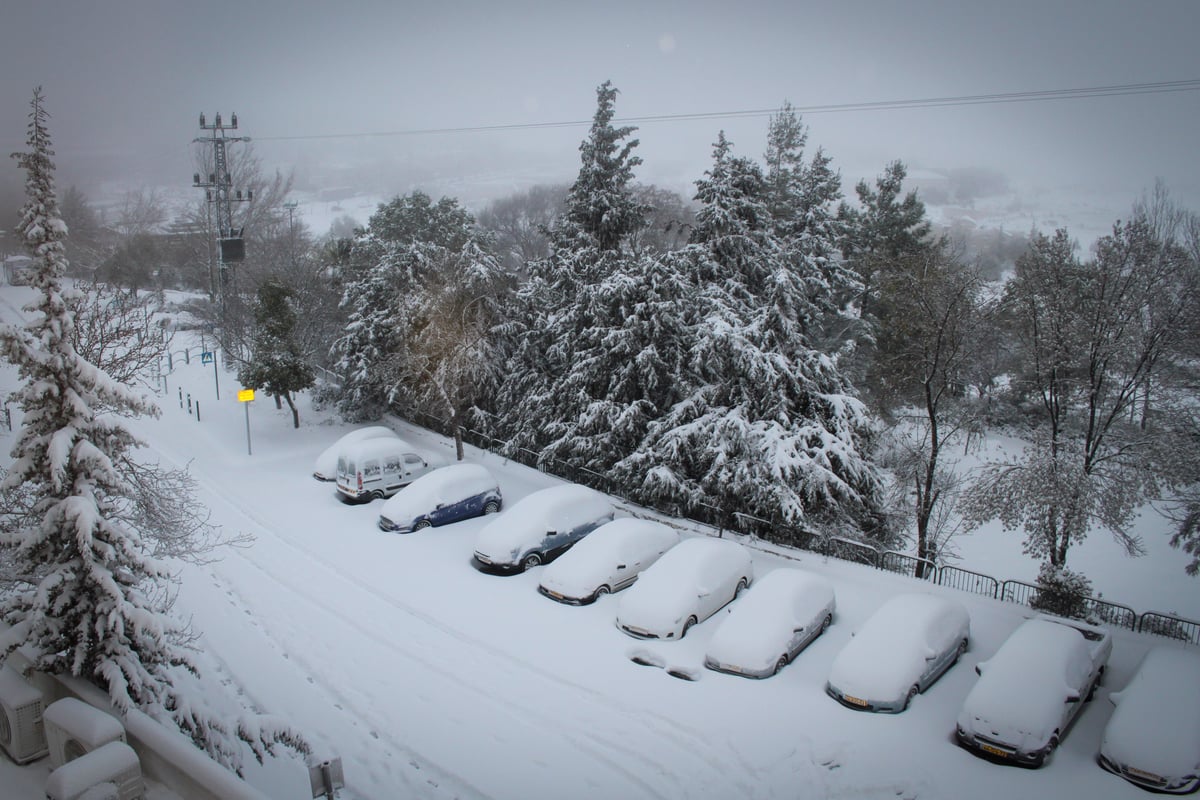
xmin=3 ymin=0 xmax=1199 ymax=237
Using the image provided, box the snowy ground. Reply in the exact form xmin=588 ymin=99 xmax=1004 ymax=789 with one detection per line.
xmin=1 ymin=283 xmax=1195 ymax=799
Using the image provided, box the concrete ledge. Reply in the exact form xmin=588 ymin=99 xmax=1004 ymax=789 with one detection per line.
xmin=5 ymin=648 xmax=271 ymax=800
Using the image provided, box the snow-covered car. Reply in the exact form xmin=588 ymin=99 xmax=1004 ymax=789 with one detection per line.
xmin=1098 ymin=646 xmax=1200 ymax=793
xmin=826 ymin=592 xmax=970 ymax=713
xmin=312 ymin=425 xmax=398 ymax=481
xmin=537 ymin=518 xmax=679 ymax=605
xmin=704 ymin=568 xmax=836 ymax=679
xmin=335 ymin=438 xmax=433 ymax=502
xmin=377 ymin=463 xmax=502 ymax=533
xmin=615 ymin=536 xmax=753 ymax=640
xmin=956 ymin=615 xmax=1112 ymax=767
xmin=472 ymin=484 xmax=614 ymax=573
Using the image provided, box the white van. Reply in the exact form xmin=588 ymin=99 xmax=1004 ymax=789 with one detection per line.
xmin=335 ymin=438 xmax=433 ymax=502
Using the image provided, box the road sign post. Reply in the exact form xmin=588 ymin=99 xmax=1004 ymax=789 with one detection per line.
xmin=238 ymin=388 xmax=255 ymax=455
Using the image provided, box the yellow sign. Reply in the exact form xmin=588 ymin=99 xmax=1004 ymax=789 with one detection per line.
xmin=237 ymin=389 xmax=256 ymax=403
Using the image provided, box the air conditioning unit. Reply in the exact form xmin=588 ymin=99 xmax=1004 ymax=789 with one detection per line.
xmin=0 ymin=664 xmax=48 ymax=764
xmin=44 ymin=740 xmax=144 ymax=800
xmin=43 ymin=697 xmax=126 ymax=770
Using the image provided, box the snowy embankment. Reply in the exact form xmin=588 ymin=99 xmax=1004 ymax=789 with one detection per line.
xmin=1 ymin=284 xmax=1192 ymax=799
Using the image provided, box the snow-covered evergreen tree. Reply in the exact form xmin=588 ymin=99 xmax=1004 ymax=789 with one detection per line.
xmin=237 ymin=280 xmax=314 ymax=428
xmin=561 ymin=80 xmax=648 ymax=253
xmin=331 ymin=192 xmax=474 ymax=421
xmin=494 ymin=81 xmax=660 ymax=468
xmin=763 ymin=104 xmax=858 ymax=347
xmin=624 ymin=132 xmax=883 ymax=536
xmin=839 ymin=160 xmax=933 ymax=334
xmin=0 ymin=88 xmax=307 ymax=774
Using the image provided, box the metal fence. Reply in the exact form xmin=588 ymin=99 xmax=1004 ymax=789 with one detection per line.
xmin=391 ymin=409 xmax=1200 ymax=647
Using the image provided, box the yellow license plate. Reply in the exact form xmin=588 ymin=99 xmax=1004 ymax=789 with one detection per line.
xmin=844 ymin=695 xmax=868 ymax=707
xmin=980 ymin=744 xmax=1010 ymax=758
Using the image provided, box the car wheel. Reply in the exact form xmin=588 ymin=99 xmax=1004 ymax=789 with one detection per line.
xmin=372 ymin=490 xmax=385 ymax=501
xmin=734 ymin=577 xmax=748 ymax=598
xmin=595 ymin=584 xmax=611 ymax=599
xmin=681 ymin=616 xmax=698 ymax=637
xmin=953 ymin=637 xmax=968 ymax=664
xmin=903 ymin=684 xmax=918 ymax=710
xmin=483 ymin=501 xmax=500 ymax=515
xmin=1086 ymin=679 xmax=1098 ymax=702
xmin=522 ymin=552 xmax=542 ymax=572
xmin=820 ymin=614 xmax=833 ymax=633
xmin=774 ymin=655 xmax=788 ymax=675
xmin=1039 ymin=734 xmax=1061 ymax=766
xmin=414 ymin=519 xmax=432 ymax=531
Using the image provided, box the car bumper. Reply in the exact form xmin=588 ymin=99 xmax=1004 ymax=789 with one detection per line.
xmin=1098 ymin=753 xmax=1200 ymax=794
xmin=616 ymin=621 xmax=674 ymax=640
xmin=824 ymin=683 xmax=904 ymax=713
xmin=537 ymin=585 xmax=591 ymax=605
xmin=703 ymin=657 xmax=773 ymax=679
xmin=472 ymin=552 xmax=521 ymax=574
xmin=378 ymin=517 xmax=411 ymax=533
xmin=955 ymin=728 xmax=1048 ymax=767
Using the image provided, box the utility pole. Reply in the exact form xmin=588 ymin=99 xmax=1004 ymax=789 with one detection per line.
xmin=283 ymin=200 xmax=298 ymax=269
xmin=192 ymin=112 xmax=253 ymax=302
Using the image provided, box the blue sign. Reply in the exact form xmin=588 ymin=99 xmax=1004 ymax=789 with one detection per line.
xmin=201 ymin=351 xmax=214 ymax=365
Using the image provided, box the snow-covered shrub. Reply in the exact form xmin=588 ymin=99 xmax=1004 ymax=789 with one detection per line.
xmin=1030 ymin=562 xmax=1094 ymax=621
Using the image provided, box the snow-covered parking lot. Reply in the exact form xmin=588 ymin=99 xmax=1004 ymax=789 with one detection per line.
xmin=90 ymin=338 xmax=1178 ymax=800
xmin=0 ymin=295 xmax=1189 ymax=799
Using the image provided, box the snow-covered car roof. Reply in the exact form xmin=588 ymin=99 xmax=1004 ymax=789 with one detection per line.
xmin=705 ymin=568 xmax=835 ymax=672
xmin=378 ymin=463 xmax=499 ymax=524
xmin=828 ymin=593 xmax=969 ymax=701
xmin=340 ymin=435 xmax=419 ymax=464
xmin=1101 ymin=646 xmax=1200 ymax=782
xmin=474 ymin=484 xmax=612 ymax=555
xmin=958 ymin=618 xmax=1093 ymax=745
xmin=313 ymin=426 xmax=397 ymax=479
xmin=616 ymin=537 xmax=752 ymax=631
xmin=538 ymin=518 xmax=678 ymax=597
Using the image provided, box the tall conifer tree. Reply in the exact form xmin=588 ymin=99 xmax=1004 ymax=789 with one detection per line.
xmin=0 ymin=88 xmax=306 ymax=774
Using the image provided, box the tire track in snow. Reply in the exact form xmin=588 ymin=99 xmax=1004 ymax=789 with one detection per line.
xmin=204 ymin=568 xmax=488 ymax=800
xmin=149 ymin=426 xmax=756 ymax=800
xmin=224 ymin=520 xmax=749 ymax=800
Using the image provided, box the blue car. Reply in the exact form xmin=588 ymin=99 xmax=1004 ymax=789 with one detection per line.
xmin=377 ymin=464 xmax=502 ymax=533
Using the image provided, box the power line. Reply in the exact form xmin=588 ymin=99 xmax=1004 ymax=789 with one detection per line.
xmin=255 ymin=78 xmax=1200 ymax=143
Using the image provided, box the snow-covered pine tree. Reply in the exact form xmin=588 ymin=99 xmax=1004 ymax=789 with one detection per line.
xmin=237 ymin=280 xmax=314 ymax=428
xmin=562 ymin=80 xmax=647 ymax=254
xmin=0 ymin=88 xmax=308 ymax=774
xmin=331 ymin=192 xmax=473 ymax=421
xmin=493 ymin=81 xmax=655 ymax=469
xmin=838 ymin=160 xmax=933 ymax=339
xmin=624 ymin=131 xmax=883 ymax=537
xmin=762 ymin=103 xmax=859 ymax=351
xmin=540 ymin=249 xmax=693 ymax=478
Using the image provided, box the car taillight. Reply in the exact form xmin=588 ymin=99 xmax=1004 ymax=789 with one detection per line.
xmin=357 ymin=473 xmax=363 ymax=492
